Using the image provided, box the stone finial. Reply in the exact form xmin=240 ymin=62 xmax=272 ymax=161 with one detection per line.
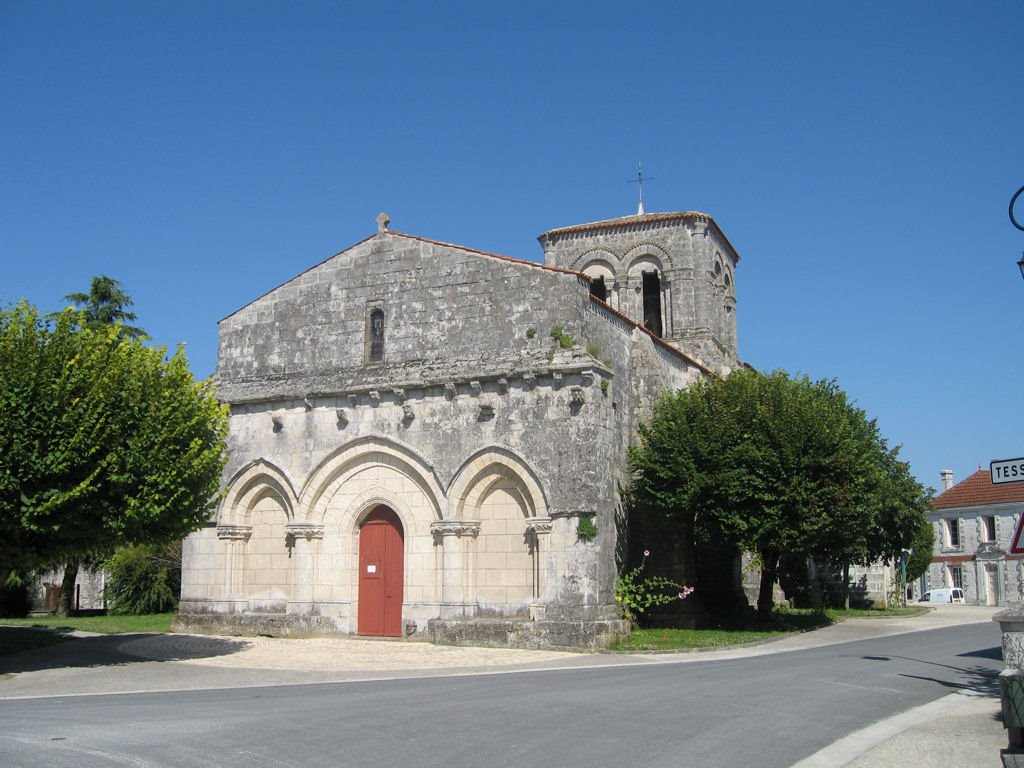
xmin=376 ymin=212 xmax=390 ymax=232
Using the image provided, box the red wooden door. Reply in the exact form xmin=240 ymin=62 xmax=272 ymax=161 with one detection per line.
xmin=357 ymin=507 xmax=404 ymax=637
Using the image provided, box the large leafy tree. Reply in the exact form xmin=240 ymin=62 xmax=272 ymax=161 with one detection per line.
xmin=628 ymin=368 xmax=931 ymax=621
xmin=0 ymin=301 xmax=228 ymax=597
xmin=51 ymin=275 xmax=148 ymax=612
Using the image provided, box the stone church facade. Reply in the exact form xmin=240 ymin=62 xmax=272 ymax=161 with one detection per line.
xmin=175 ymin=210 xmax=741 ymax=649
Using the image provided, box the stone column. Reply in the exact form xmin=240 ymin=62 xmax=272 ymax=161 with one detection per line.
xmin=285 ymin=523 xmax=324 ymax=616
xmin=995 ymin=607 xmax=1024 ymax=759
xmin=526 ymin=517 xmax=553 ymax=619
xmin=217 ymin=525 xmax=252 ymax=613
xmin=431 ymin=520 xmax=480 ymax=618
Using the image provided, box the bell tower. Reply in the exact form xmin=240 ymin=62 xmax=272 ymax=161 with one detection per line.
xmin=537 ymin=210 xmax=741 ymax=374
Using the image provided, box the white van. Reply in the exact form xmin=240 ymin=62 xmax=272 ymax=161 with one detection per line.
xmin=918 ymin=588 xmax=965 ymax=604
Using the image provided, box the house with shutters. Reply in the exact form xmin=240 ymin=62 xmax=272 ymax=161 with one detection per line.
xmin=175 ymin=208 xmax=743 ymax=648
xmin=926 ymin=467 xmax=1024 ymax=606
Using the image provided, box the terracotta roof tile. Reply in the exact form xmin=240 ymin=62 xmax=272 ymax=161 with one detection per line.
xmin=538 ymin=211 xmax=742 ymax=263
xmin=931 ymin=468 xmax=1024 ymax=509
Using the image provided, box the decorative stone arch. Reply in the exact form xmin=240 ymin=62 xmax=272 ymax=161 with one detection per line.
xmin=448 ymin=447 xmax=550 ymax=611
xmin=339 ymin=488 xmax=420 ymax=541
xmin=300 ymin=435 xmax=447 ymax=526
xmin=625 ymin=252 xmax=669 ymax=338
xmin=623 ymin=241 xmax=674 ymax=271
xmin=581 ymin=260 xmax=616 ymax=304
xmin=218 ymin=459 xmax=299 ymax=527
xmin=569 ymin=247 xmax=620 ymax=273
xmin=448 ymin=446 xmax=549 ymax=522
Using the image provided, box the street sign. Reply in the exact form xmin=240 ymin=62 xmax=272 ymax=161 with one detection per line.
xmin=1012 ymin=515 xmax=1024 ymax=555
xmin=991 ymin=457 xmax=1024 ymax=485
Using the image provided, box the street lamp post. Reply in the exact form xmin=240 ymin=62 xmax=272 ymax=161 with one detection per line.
xmin=900 ymin=548 xmax=913 ymax=608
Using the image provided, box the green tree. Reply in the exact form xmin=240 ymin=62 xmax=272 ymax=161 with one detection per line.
xmin=628 ymin=369 xmax=931 ymax=621
xmin=0 ymin=301 xmax=228 ymax=597
xmin=103 ymin=542 xmax=181 ymax=615
xmin=52 ymin=276 xmax=147 ymax=612
xmin=63 ymin=274 xmax=145 ymax=340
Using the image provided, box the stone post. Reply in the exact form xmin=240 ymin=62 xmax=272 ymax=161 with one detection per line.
xmin=431 ymin=519 xmax=480 ymax=618
xmin=285 ymin=523 xmax=324 ymax=616
xmin=216 ymin=525 xmax=252 ymax=613
xmin=995 ymin=606 xmax=1024 ymax=763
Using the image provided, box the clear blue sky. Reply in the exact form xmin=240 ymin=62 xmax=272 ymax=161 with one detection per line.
xmin=3 ymin=1 xmax=1022 ymax=491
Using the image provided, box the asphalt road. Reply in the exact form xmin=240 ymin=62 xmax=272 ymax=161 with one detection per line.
xmin=0 ymin=621 xmax=1001 ymax=768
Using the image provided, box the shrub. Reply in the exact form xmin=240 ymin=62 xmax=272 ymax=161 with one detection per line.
xmin=615 ymin=549 xmax=693 ymax=625
xmin=576 ymin=515 xmax=598 ymax=542
xmin=104 ymin=543 xmax=181 ymax=615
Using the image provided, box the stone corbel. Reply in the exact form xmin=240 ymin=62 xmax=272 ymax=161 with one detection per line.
xmin=444 ymin=382 xmax=458 ymax=400
xmin=469 ymin=380 xmax=483 ymax=397
xmin=217 ymin=525 xmax=253 ymax=542
xmin=550 ymin=508 xmax=593 ymax=520
xmin=303 ymin=396 xmax=314 ymax=412
xmin=552 ymin=372 xmax=564 ymax=389
xmin=522 ymin=373 xmax=536 ymax=390
xmin=580 ymin=369 xmax=595 ymax=387
xmin=392 ymin=387 xmax=406 ymax=404
xmin=368 ymin=390 xmax=381 ymax=407
xmin=336 ymin=408 xmax=349 ymax=428
xmin=497 ymin=377 xmax=509 ymax=394
xmin=347 ymin=393 xmax=360 ymax=409
xmin=285 ymin=523 xmax=325 ymax=541
xmin=402 ymin=404 xmax=415 ymax=425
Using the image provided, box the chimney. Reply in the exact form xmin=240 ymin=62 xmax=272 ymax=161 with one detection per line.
xmin=940 ymin=469 xmax=954 ymax=492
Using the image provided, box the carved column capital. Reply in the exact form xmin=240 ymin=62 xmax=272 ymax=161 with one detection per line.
xmin=217 ymin=525 xmax=253 ymax=542
xmin=526 ymin=517 xmax=553 ymax=535
xmin=285 ymin=523 xmax=325 ymax=541
xmin=431 ymin=519 xmax=481 ymax=540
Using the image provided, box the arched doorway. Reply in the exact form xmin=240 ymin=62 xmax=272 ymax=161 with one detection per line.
xmin=358 ymin=506 xmax=404 ymax=636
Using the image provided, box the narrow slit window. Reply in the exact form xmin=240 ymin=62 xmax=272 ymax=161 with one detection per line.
xmin=369 ymin=309 xmax=385 ymax=362
xmin=642 ymin=271 xmax=662 ymax=337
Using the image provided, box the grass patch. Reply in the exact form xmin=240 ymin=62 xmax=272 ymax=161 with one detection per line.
xmin=824 ymin=606 xmax=927 ymax=619
xmin=0 ymin=613 xmax=175 ymax=635
xmin=614 ymin=605 xmax=928 ymax=651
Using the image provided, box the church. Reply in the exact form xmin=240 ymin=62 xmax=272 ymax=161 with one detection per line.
xmin=175 ymin=208 xmax=742 ymax=649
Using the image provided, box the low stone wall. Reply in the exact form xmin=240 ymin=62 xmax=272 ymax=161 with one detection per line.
xmin=427 ymin=617 xmax=630 ymax=651
xmin=173 ymin=612 xmax=340 ymax=638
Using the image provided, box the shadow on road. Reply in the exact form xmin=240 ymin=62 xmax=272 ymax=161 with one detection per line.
xmin=0 ymin=630 xmax=250 ymax=675
xmin=851 ymin=646 xmax=1003 ymax=698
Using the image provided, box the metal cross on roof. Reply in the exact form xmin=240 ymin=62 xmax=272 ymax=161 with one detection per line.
xmin=628 ymin=163 xmax=654 ymax=215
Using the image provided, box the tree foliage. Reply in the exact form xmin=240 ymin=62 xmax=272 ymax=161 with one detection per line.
xmin=627 ymin=368 xmax=931 ymax=620
xmin=103 ymin=542 xmax=181 ymax=615
xmin=63 ymin=274 xmax=146 ymax=340
xmin=0 ymin=301 xmax=228 ymax=581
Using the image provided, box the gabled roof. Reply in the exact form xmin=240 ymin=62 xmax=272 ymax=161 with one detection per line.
xmin=931 ymin=468 xmax=1024 ymax=510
